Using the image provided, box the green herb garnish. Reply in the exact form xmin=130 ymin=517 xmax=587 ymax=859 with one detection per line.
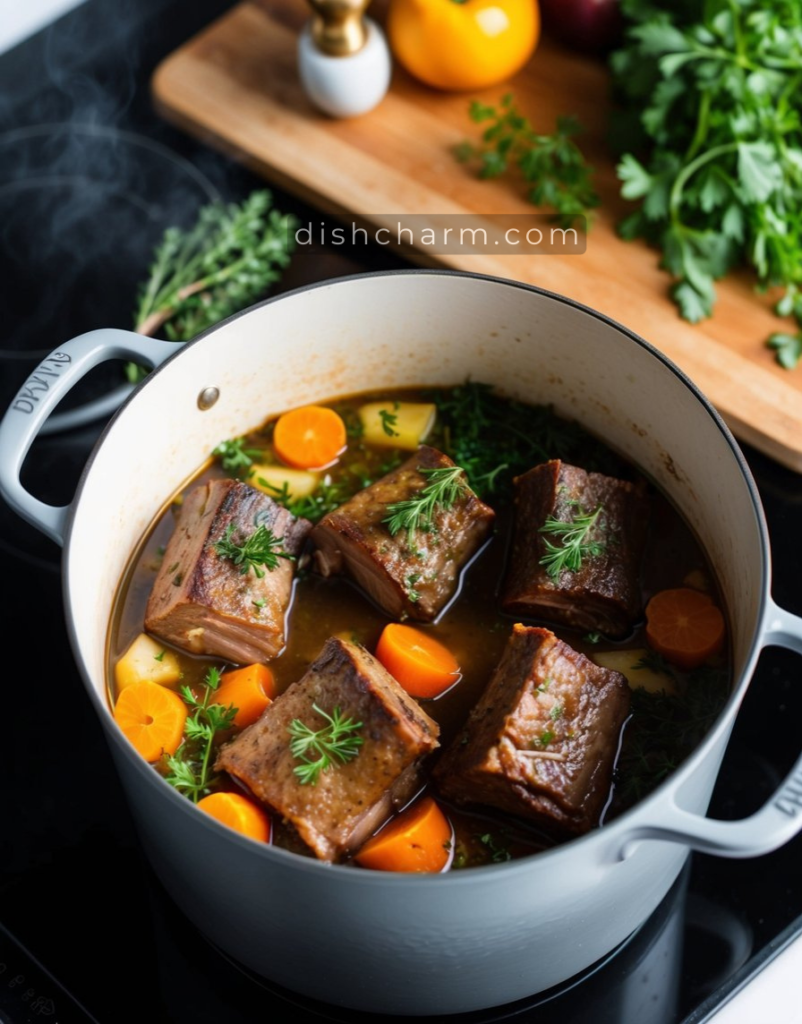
xmin=164 ymin=666 xmax=237 ymax=802
xmin=615 ymin=664 xmax=729 ymax=804
xmin=288 ymin=704 xmax=364 ymax=786
xmin=379 ymin=408 xmax=400 ymax=437
xmin=154 ymin=650 xmax=166 ymax=663
xmin=428 ymin=383 xmax=621 ymax=499
xmin=127 ymin=191 xmax=296 ymax=381
xmin=406 ymin=572 xmax=422 ymax=603
xmin=477 ymin=833 xmax=512 ymax=863
xmin=213 ymin=437 xmax=264 ymax=475
xmin=213 ymin=522 xmax=292 ymax=578
xmin=455 ymin=95 xmax=599 ymax=227
xmin=286 ymin=479 xmax=350 ymax=524
xmin=383 ymin=464 xmax=467 ymax=538
xmin=538 ymin=504 xmax=605 ymax=579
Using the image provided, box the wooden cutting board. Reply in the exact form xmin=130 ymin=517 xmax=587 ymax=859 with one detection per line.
xmin=153 ymin=0 xmax=802 ymax=471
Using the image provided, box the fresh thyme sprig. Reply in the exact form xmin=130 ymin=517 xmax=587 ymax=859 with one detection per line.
xmin=539 ymin=504 xmax=605 ymax=579
xmin=164 ymin=666 xmax=237 ymax=803
xmin=212 ymin=437 xmax=265 ymax=475
xmin=213 ymin=522 xmax=292 ymax=578
xmin=288 ymin=704 xmax=364 ymax=785
xmin=128 ymin=190 xmax=296 ymax=381
xmin=383 ymin=464 xmax=467 ymax=538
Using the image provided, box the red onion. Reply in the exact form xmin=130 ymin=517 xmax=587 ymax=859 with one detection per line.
xmin=538 ymin=0 xmax=623 ymax=55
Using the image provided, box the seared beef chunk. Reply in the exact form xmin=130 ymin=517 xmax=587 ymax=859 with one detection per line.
xmin=216 ymin=637 xmax=439 ymax=862
xmin=433 ymin=625 xmax=629 ymax=836
xmin=501 ymin=460 xmax=648 ymax=637
xmin=311 ymin=445 xmax=495 ymax=621
xmin=145 ymin=479 xmax=310 ymax=663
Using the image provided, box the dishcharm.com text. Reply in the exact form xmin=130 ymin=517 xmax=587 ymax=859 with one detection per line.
xmin=291 ymin=215 xmax=587 ymax=256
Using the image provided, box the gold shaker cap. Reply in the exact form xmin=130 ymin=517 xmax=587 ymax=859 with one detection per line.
xmin=307 ymin=0 xmax=371 ymax=56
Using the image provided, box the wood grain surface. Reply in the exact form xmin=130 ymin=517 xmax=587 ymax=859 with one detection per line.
xmin=152 ymin=0 xmax=802 ymax=471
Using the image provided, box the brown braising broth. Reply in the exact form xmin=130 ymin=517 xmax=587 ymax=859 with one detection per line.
xmin=109 ymin=385 xmax=731 ymax=868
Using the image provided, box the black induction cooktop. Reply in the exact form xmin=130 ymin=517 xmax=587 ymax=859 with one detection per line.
xmin=2 ymin=2 xmax=802 ymax=1022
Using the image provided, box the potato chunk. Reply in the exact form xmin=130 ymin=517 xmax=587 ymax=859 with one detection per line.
xmin=358 ymin=401 xmax=436 ymax=450
xmin=115 ymin=633 xmax=182 ymax=691
xmin=249 ymin=463 xmax=320 ymax=501
xmin=592 ymin=648 xmax=677 ymax=695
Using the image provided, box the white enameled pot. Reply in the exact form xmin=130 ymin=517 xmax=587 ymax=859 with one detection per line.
xmin=2 ymin=271 xmax=801 ymax=1016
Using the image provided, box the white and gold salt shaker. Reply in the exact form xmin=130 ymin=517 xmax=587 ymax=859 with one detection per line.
xmin=298 ymin=0 xmax=391 ymax=118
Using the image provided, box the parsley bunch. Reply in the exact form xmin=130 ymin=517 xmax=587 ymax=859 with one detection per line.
xmin=455 ymin=95 xmax=599 ymax=226
xmin=611 ymin=0 xmax=802 ymax=367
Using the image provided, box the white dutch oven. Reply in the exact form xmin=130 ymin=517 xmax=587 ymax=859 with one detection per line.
xmin=2 ymin=271 xmax=801 ymax=1016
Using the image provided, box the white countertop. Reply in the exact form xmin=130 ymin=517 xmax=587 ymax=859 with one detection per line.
xmin=1 ymin=4 xmax=797 ymax=1024
xmin=707 ymin=932 xmax=801 ymax=1023
xmin=0 ymin=0 xmax=86 ymax=55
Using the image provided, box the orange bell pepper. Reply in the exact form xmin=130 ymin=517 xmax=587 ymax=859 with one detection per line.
xmin=387 ymin=0 xmax=540 ymax=92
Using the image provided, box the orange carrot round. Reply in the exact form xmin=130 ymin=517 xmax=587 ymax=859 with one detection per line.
xmin=198 ymin=792 xmax=271 ymax=842
xmin=375 ymin=623 xmax=461 ymax=699
xmin=355 ymin=796 xmax=452 ymax=872
xmin=273 ymin=405 xmax=347 ymax=470
xmin=216 ymin=663 xmax=276 ymax=728
xmin=113 ymin=679 xmax=187 ymax=763
xmin=645 ymin=587 xmax=726 ymax=671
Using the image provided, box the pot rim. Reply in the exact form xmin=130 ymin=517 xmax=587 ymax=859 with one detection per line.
xmin=62 ymin=267 xmax=772 ymax=883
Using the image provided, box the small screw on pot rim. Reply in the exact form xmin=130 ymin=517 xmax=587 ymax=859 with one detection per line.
xmin=198 ymin=386 xmax=220 ymax=411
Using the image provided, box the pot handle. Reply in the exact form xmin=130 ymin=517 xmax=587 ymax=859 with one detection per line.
xmin=617 ymin=598 xmax=802 ymax=861
xmin=0 ymin=329 xmax=177 ymax=546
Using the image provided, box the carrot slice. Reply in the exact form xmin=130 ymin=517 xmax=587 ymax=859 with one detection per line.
xmin=216 ymin=663 xmax=276 ymax=728
xmin=113 ymin=680 xmax=187 ymax=762
xmin=645 ymin=587 xmax=726 ymax=671
xmin=273 ymin=405 xmax=347 ymax=470
xmin=375 ymin=623 xmax=461 ymax=699
xmin=355 ymin=797 xmax=452 ymax=872
xmin=198 ymin=792 xmax=271 ymax=842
